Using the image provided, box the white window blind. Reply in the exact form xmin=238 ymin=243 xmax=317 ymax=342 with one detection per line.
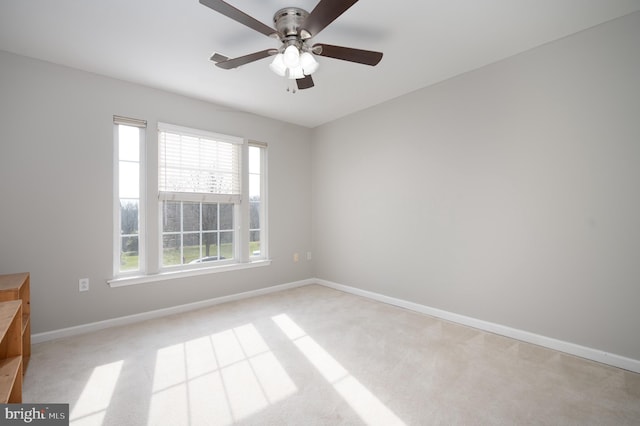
xmin=114 ymin=115 xmax=147 ymax=128
xmin=158 ymin=123 xmax=242 ymax=203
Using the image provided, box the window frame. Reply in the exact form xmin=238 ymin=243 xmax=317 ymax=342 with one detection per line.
xmin=248 ymin=141 xmax=268 ymax=260
xmin=159 ymin=200 xmax=237 ymax=271
xmin=157 ymin=122 xmax=243 ymax=271
xmin=113 ymin=116 xmax=147 ymax=278
xmin=110 ymin=119 xmax=269 ymax=287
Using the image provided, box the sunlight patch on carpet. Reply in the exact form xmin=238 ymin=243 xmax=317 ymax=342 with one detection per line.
xmin=70 ymin=360 xmax=124 ymax=425
xmin=148 ymin=322 xmax=297 ymax=424
xmin=272 ymin=313 xmax=406 ymax=426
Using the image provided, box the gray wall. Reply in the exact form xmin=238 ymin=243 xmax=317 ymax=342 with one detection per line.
xmin=312 ymin=12 xmax=640 ymax=360
xmin=0 ymin=51 xmax=313 ymax=333
xmin=2 ymin=11 xmax=639 ymax=363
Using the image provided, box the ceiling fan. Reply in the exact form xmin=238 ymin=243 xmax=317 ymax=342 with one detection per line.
xmin=200 ymin=0 xmax=383 ymax=90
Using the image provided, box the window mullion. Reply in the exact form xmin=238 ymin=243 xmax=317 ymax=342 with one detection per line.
xmin=217 ymin=203 xmax=221 ymax=259
xmin=239 ymin=141 xmax=250 ymax=262
xmin=180 ymin=201 xmax=184 ymax=265
xmin=199 ymin=202 xmax=203 ymax=261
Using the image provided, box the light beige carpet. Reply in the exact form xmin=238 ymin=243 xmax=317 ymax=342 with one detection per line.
xmin=24 ymin=284 xmax=640 ymax=425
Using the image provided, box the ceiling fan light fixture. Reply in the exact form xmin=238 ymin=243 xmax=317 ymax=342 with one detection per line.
xmin=201 ymin=0 xmax=383 ymax=90
xmin=269 ymin=53 xmax=287 ymax=77
xmin=287 ymin=66 xmax=305 ymax=80
xmin=283 ymin=44 xmax=300 ymax=68
xmin=300 ymin=52 xmax=319 ymax=75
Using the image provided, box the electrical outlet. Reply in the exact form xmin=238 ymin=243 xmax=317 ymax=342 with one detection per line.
xmin=79 ymin=278 xmax=89 ymax=292
xmin=293 ymin=253 xmax=299 ymax=262
xmin=307 ymin=251 xmax=312 ymax=261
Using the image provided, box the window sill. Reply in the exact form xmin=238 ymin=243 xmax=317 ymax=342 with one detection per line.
xmin=108 ymin=259 xmax=271 ymax=288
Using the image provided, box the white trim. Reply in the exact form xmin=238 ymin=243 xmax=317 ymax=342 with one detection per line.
xmin=108 ymin=259 xmax=271 ymax=287
xmin=32 ymin=278 xmax=313 ymax=344
xmin=32 ymin=277 xmax=640 ymax=373
xmin=240 ymin=141 xmax=250 ymax=263
xmin=316 ymin=279 xmax=640 ymax=374
xmin=112 ymin=124 xmax=120 ymax=276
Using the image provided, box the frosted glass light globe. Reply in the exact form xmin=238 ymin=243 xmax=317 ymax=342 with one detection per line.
xmin=287 ymin=66 xmax=304 ymax=80
xmin=300 ymin=52 xmax=319 ymax=75
xmin=283 ymin=45 xmax=300 ymax=68
xmin=269 ymin=53 xmax=287 ymax=77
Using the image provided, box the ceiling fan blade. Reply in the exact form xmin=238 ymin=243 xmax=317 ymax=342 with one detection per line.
xmin=199 ymin=0 xmax=276 ymax=37
xmin=296 ymin=75 xmax=315 ymax=90
xmin=215 ymin=49 xmax=276 ymax=70
xmin=300 ymin=0 xmax=359 ymax=39
xmin=313 ymin=44 xmax=383 ymax=66
xmin=209 ymin=53 xmax=229 ymax=63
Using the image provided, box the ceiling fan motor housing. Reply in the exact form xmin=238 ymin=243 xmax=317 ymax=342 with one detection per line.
xmin=273 ymin=7 xmax=310 ymax=42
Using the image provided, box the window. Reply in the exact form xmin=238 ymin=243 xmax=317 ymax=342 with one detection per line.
xmin=112 ymin=118 xmax=268 ymax=284
xmin=161 ymin=201 xmax=234 ymax=265
xmin=113 ymin=116 xmax=146 ymax=275
xmin=249 ymin=142 xmax=267 ymax=258
xmin=158 ymin=123 xmax=243 ymax=269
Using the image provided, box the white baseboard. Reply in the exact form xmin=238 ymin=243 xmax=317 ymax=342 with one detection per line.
xmin=32 ymin=279 xmax=314 ymax=344
xmin=32 ymin=276 xmax=640 ymax=374
xmin=316 ymin=279 xmax=640 ymax=374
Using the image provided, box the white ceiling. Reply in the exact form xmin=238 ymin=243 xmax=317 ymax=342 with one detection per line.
xmin=1 ymin=1 xmax=639 ymax=128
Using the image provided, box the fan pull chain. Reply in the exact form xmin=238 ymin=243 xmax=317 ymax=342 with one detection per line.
xmin=286 ymin=79 xmax=297 ymax=94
